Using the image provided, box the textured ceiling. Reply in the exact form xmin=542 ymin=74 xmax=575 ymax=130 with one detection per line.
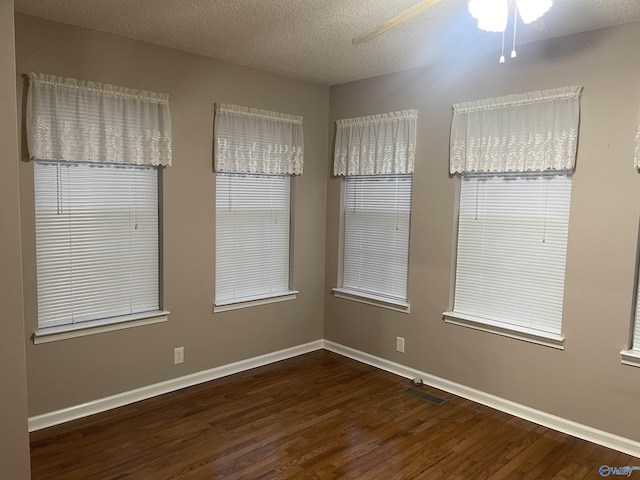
xmin=13 ymin=0 xmax=640 ymax=85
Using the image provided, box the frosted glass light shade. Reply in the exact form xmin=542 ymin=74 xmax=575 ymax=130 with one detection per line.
xmin=468 ymin=0 xmax=553 ymax=32
xmin=517 ymin=0 xmax=553 ymax=24
xmin=469 ymin=0 xmax=509 ymax=32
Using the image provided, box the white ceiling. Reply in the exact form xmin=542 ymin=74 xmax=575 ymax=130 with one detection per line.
xmin=13 ymin=0 xmax=640 ymax=85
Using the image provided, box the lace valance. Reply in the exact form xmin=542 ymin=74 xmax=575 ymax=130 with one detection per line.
xmin=450 ymin=86 xmax=582 ymax=174
xmin=214 ymin=103 xmax=304 ymax=175
xmin=334 ymin=110 xmax=418 ymax=176
xmin=26 ymin=73 xmax=172 ymax=166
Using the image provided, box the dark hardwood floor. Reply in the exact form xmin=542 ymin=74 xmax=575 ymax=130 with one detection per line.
xmin=30 ymin=350 xmax=635 ymax=479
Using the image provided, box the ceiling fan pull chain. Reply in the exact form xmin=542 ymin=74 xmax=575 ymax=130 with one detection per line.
xmin=500 ymin=29 xmax=506 ymax=64
xmin=511 ymin=3 xmax=518 ymax=58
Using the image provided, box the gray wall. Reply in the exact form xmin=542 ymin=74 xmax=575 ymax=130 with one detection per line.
xmin=12 ymin=8 xmax=640 ymax=450
xmin=0 ymin=1 xmax=31 ymax=478
xmin=326 ymin=22 xmax=640 ymax=441
xmin=15 ymin=14 xmax=329 ymax=416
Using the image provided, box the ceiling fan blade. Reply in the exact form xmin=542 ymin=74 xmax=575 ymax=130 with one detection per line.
xmin=352 ymin=0 xmax=447 ymax=45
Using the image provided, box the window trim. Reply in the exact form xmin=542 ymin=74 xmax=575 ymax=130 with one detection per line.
xmin=332 ymin=287 xmax=410 ymax=313
xmin=33 ymin=161 xmax=164 ymax=332
xmin=213 ymin=290 xmax=298 ymax=313
xmin=214 ymin=173 xmax=295 ymax=306
xmin=33 ymin=310 xmax=169 ymax=344
xmin=621 ymin=349 xmax=640 ymax=367
xmin=444 ymin=173 xmax=571 ymax=346
xmin=335 ymin=174 xmax=413 ymax=310
xmin=621 ymin=221 xmax=640 ymax=366
xmin=443 ymin=311 xmax=565 ymax=349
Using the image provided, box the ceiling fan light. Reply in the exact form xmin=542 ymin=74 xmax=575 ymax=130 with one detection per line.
xmin=516 ymin=0 xmax=553 ymax=24
xmin=469 ymin=0 xmax=509 ymax=32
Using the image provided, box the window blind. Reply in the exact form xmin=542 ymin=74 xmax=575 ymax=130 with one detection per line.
xmin=215 ymin=173 xmax=291 ymax=304
xmin=342 ymin=175 xmax=412 ymax=302
xmin=453 ymin=173 xmax=572 ymax=335
xmin=34 ymin=161 xmax=159 ymax=329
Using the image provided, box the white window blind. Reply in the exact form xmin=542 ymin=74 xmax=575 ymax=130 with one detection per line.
xmin=342 ymin=175 xmax=413 ymax=302
xmin=34 ymin=161 xmax=159 ymax=329
xmin=215 ymin=173 xmax=291 ymax=305
xmin=452 ymin=173 xmax=572 ymax=335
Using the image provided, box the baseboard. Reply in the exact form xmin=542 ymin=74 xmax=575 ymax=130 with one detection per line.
xmin=28 ymin=340 xmax=324 ymax=432
xmin=29 ymin=338 xmax=640 ymax=459
xmin=323 ymin=340 xmax=640 ymax=459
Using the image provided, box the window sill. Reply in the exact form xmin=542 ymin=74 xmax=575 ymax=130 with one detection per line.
xmin=620 ymin=349 xmax=640 ymax=367
xmin=33 ymin=310 xmax=169 ymax=344
xmin=443 ymin=311 xmax=565 ymax=350
xmin=332 ymin=288 xmax=410 ymax=314
xmin=213 ymin=290 xmax=298 ymax=313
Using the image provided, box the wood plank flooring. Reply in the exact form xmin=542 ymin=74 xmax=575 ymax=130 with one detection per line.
xmin=30 ymin=350 xmax=636 ymax=479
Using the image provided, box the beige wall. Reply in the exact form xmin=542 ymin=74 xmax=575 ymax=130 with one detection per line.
xmin=0 ymin=1 xmax=31 ymax=478
xmin=326 ymin=23 xmax=640 ymax=441
xmin=15 ymin=14 xmax=329 ymax=416
xmin=12 ymin=8 xmax=640 ymax=449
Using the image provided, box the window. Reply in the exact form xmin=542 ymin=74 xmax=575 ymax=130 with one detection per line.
xmin=213 ymin=104 xmax=303 ymax=311
xmin=621 ymin=277 xmax=640 ymax=365
xmin=332 ymin=110 xmax=418 ymax=312
xmin=215 ymin=173 xmax=292 ymax=306
xmin=26 ymin=73 xmax=172 ymax=341
xmin=341 ymin=174 xmax=413 ymax=304
xmin=444 ymin=86 xmax=582 ymax=348
xmin=634 ymin=107 xmax=640 ymax=169
xmin=622 ymin=120 xmax=640 ymax=364
xmin=34 ymin=162 xmax=160 ymax=329
xmin=450 ymin=173 xmax=571 ymax=339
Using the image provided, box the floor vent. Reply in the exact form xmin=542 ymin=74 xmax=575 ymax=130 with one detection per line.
xmin=404 ymin=388 xmax=446 ymax=405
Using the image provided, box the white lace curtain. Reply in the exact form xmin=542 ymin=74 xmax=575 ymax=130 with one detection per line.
xmin=450 ymin=86 xmax=582 ymax=174
xmin=334 ymin=110 xmax=418 ymax=176
xmin=26 ymin=73 xmax=172 ymax=166
xmin=214 ymin=104 xmax=304 ymax=175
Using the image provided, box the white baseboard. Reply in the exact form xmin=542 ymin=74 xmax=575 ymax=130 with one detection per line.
xmin=324 ymin=340 xmax=640 ymax=459
xmin=28 ymin=340 xmax=324 ymax=432
xmin=29 ymin=338 xmax=640 ymax=459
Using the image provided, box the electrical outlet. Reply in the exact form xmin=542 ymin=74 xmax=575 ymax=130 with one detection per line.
xmin=396 ymin=336 xmax=405 ymax=353
xmin=174 ymin=347 xmax=184 ymax=364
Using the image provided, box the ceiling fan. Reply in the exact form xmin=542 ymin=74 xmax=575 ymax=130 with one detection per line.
xmin=352 ymin=0 xmax=553 ymax=61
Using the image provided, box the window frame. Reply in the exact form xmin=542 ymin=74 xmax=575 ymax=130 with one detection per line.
xmin=620 ymin=222 xmax=640 ymax=366
xmin=443 ymin=172 xmax=571 ymax=349
xmin=213 ymin=172 xmax=298 ymax=313
xmin=333 ymin=173 xmax=413 ymax=313
xmin=32 ymin=160 xmax=168 ymax=344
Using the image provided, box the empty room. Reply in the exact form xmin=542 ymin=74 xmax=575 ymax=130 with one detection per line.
xmin=3 ymin=0 xmax=640 ymax=478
